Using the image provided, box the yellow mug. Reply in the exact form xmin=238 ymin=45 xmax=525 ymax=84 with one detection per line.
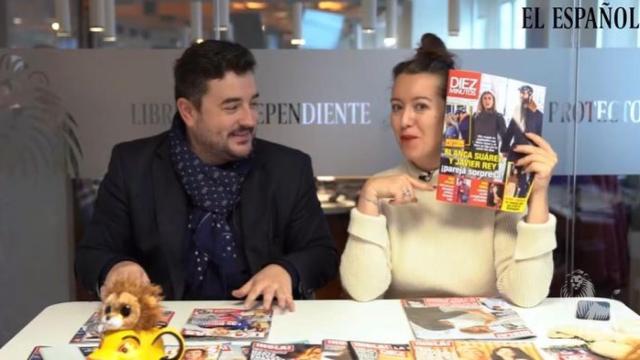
xmin=87 ymin=327 xmax=185 ymax=360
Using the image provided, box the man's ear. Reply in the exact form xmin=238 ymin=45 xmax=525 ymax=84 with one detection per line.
xmin=177 ymin=98 xmax=198 ymax=127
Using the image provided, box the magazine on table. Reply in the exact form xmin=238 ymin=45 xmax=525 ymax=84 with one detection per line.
xmin=411 ymin=340 xmax=542 ymax=360
xmin=219 ymin=343 xmax=252 ymax=360
xmin=69 ymin=310 xmax=175 ymax=343
xmin=410 ymin=340 xmax=457 ymax=360
xmin=322 ymin=339 xmax=354 ymax=360
xmin=249 ymin=342 xmax=322 ymax=360
xmin=437 ymin=69 xmax=546 ymax=213
xmin=27 ymin=346 xmax=95 ymax=360
xmin=349 ymin=341 xmax=414 ymax=360
xmin=401 ymin=297 xmax=535 ymax=340
xmin=29 ymin=344 xmax=223 ymax=360
xmin=172 ymin=344 xmax=224 ymax=359
xmin=182 ymin=308 xmax=272 ymax=340
xmin=540 ymin=344 xmax=607 ymax=360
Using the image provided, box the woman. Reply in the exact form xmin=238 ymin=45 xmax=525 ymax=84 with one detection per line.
xmin=443 ymin=113 xmax=462 ymax=139
xmin=339 ymin=33 xmax=557 ymax=307
xmin=490 ymin=346 xmax=534 ymax=360
xmin=487 ymin=182 xmax=502 ymax=208
xmin=471 ymin=91 xmax=507 ymax=153
xmin=184 ymin=348 xmax=208 ymax=360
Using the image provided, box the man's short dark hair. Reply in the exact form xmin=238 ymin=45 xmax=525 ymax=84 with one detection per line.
xmin=174 ymin=40 xmax=256 ymax=110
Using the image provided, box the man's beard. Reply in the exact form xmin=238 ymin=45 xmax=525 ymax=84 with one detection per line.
xmin=191 ymin=126 xmax=255 ymax=163
xmin=218 ymin=128 xmax=255 ymax=160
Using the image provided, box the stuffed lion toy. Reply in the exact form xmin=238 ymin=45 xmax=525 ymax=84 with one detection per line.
xmin=99 ymin=277 xmax=164 ymax=331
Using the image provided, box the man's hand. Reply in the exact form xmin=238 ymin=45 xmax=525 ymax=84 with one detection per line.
xmin=231 ymin=264 xmax=295 ymax=312
xmin=101 ymin=261 xmax=150 ymax=297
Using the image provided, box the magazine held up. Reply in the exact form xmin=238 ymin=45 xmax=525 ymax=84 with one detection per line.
xmin=437 ymin=69 xmax=546 ymax=212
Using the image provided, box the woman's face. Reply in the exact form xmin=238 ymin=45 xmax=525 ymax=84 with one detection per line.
xmin=482 ymin=93 xmax=494 ymax=111
xmin=391 ymin=73 xmax=445 ymax=167
xmin=457 ymin=347 xmax=486 ymax=360
xmin=184 ymin=349 xmax=206 ymax=360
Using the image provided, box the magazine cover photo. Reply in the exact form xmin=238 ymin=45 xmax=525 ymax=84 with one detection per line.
xmin=437 ymin=69 xmax=545 ymax=213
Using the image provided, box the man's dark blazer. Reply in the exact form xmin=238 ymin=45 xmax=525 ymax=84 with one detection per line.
xmin=75 ymin=133 xmax=338 ymax=300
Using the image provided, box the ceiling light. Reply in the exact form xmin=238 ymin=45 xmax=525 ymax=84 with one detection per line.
xmin=385 ymin=0 xmax=397 ymax=42
xmin=291 ymin=2 xmax=304 ymax=47
xmin=245 ymin=2 xmax=266 ymax=10
xmin=361 ymin=0 xmax=377 ymax=33
xmin=90 ymin=0 xmax=105 ymax=32
xmin=318 ymin=1 xmax=346 ymax=11
xmin=191 ymin=0 xmax=203 ymax=43
xmin=55 ymin=0 xmax=72 ymax=36
xmin=103 ymin=0 xmax=117 ymax=41
xmin=214 ymin=0 xmax=229 ymax=32
xmin=231 ymin=2 xmax=246 ymax=11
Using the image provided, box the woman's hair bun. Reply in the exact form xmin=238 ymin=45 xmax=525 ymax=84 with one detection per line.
xmin=391 ymin=33 xmax=455 ymax=99
xmin=418 ymin=33 xmax=447 ymax=53
xmin=416 ymin=33 xmax=454 ymax=69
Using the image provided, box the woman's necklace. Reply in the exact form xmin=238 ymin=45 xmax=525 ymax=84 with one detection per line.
xmin=418 ymin=169 xmax=437 ymax=182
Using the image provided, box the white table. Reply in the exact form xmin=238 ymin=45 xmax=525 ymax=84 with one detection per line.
xmin=1 ymin=298 xmax=638 ymax=358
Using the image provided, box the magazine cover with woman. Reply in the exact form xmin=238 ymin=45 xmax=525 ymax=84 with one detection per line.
xmin=411 ymin=340 xmax=542 ymax=360
xmin=401 ymin=298 xmax=535 ymax=340
xmin=437 ymin=70 xmax=546 ymax=213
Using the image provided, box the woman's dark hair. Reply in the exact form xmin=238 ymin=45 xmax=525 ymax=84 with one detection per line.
xmin=174 ymin=40 xmax=256 ymax=110
xmin=392 ymin=33 xmax=455 ymax=100
xmin=490 ymin=346 xmax=533 ymax=360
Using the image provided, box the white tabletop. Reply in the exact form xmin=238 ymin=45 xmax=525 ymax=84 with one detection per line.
xmin=1 ymin=297 xmax=638 ymax=358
